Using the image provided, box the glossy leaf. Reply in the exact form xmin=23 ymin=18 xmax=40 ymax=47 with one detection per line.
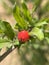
xmin=22 ymin=3 xmax=33 ymax=25
xmin=0 ymin=20 xmax=15 ymax=40
xmin=29 ymin=27 xmax=44 ymax=40
xmin=13 ymin=4 xmax=28 ymax=30
xmin=0 ymin=38 xmax=12 ymax=48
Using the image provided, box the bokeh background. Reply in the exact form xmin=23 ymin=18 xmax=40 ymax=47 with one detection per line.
xmin=0 ymin=0 xmax=49 ymax=65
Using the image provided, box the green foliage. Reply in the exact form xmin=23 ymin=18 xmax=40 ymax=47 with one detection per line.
xmin=0 ymin=0 xmax=49 ymax=65
xmin=0 ymin=0 xmax=49 ymax=54
xmin=14 ymin=38 xmax=20 ymax=45
xmin=13 ymin=3 xmax=28 ymax=30
xmin=35 ymin=20 xmax=48 ymax=27
xmin=29 ymin=27 xmax=44 ymax=40
xmin=0 ymin=20 xmax=15 ymax=40
xmin=21 ymin=3 xmax=34 ymax=26
xmin=0 ymin=38 xmax=12 ymax=48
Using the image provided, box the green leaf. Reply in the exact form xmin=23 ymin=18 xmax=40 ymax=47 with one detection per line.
xmin=0 ymin=20 xmax=15 ymax=40
xmin=35 ymin=18 xmax=48 ymax=27
xmin=14 ymin=39 xmax=20 ymax=45
xmin=0 ymin=38 xmax=12 ymax=48
xmin=29 ymin=27 xmax=44 ymax=40
xmin=35 ymin=21 xmax=48 ymax=27
xmin=13 ymin=4 xmax=28 ymax=30
xmin=22 ymin=2 xmax=34 ymax=26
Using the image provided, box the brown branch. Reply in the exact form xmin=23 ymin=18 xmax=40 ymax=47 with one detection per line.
xmin=0 ymin=46 xmax=17 ymax=62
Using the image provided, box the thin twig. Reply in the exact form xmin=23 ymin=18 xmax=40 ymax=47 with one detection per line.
xmin=0 ymin=46 xmax=17 ymax=62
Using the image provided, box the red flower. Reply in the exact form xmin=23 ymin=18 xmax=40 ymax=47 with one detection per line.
xmin=18 ymin=30 xmax=29 ymax=42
